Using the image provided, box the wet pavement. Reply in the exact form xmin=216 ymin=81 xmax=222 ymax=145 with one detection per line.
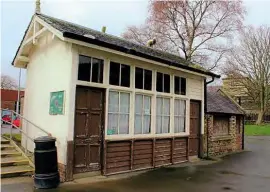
xmin=2 ymin=136 xmax=270 ymax=192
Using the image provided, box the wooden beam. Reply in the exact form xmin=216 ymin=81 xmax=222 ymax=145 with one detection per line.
xmin=23 ymin=27 xmax=47 ymax=46
xmin=18 ymin=56 xmax=29 ymax=63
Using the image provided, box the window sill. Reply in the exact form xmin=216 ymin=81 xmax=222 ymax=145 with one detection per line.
xmin=211 ymin=135 xmax=232 ymax=141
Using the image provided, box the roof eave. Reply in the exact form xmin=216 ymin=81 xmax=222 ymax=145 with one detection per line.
xmin=62 ymin=31 xmax=220 ymax=78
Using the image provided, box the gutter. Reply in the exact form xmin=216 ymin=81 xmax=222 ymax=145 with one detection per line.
xmin=62 ymin=32 xmax=220 ymax=78
xmin=204 ymin=76 xmax=215 ymax=158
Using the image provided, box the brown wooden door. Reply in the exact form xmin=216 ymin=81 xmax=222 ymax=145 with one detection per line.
xmin=189 ymin=100 xmax=201 ymax=156
xmin=74 ymin=86 xmax=104 ymax=174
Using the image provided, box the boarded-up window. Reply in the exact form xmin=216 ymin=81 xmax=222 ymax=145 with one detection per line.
xmin=213 ymin=115 xmax=229 ymax=135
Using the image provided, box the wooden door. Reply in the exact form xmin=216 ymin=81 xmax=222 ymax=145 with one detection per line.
xmin=74 ymin=86 xmax=104 ymax=174
xmin=189 ymin=100 xmax=201 ymax=156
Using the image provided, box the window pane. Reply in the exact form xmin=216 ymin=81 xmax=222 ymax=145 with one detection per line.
xmin=120 ymin=93 xmax=130 ymax=113
xmin=144 ymin=69 xmax=152 ymax=90
xmin=156 ymin=97 xmax=162 ymax=115
xmin=174 ymin=99 xmax=180 ymax=115
xmin=121 ymin=64 xmax=130 ymax=87
xmin=144 ymin=96 xmax=151 ymax=114
xmin=109 ymin=62 xmax=120 ymax=85
xmin=180 ymin=117 xmax=185 ymax=132
xmin=92 ymin=58 xmax=103 ymax=83
xmin=164 ymin=74 xmax=170 ymax=93
xmin=164 ymin=98 xmax=170 ymax=115
xmin=174 ymin=116 xmax=180 ymax=133
xmin=163 ymin=116 xmax=170 ymax=133
xmin=108 ymin=114 xmax=118 ymax=135
xmin=143 ymin=115 xmax=151 ymax=134
xmin=174 ymin=76 xmax=180 ymax=94
xmin=134 ymin=115 xmax=142 ymax=134
xmin=119 ymin=114 xmax=129 ymax=134
xmin=78 ymin=55 xmax=91 ymax=81
xmin=156 ymin=116 xmax=162 ymax=134
xmin=156 ymin=72 xmax=163 ymax=92
xmin=135 ymin=67 xmax=143 ymax=89
xmin=181 ymin=78 xmax=186 ymax=95
xmin=108 ymin=91 xmax=119 ymax=112
xmin=180 ymin=100 xmax=186 ymax=116
xmin=135 ymin=95 xmax=143 ymax=114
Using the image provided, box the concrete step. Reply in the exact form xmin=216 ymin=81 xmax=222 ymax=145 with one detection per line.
xmin=1 ymin=156 xmax=29 ymax=167
xmin=1 ymin=150 xmax=21 ymax=157
xmin=1 ymin=144 xmax=15 ymax=150
xmin=1 ymin=138 xmax=10 ymax=144
xmin=1 ymin=165 xmax=34 ymax=178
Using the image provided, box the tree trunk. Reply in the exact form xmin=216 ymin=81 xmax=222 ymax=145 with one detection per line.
xmin=256 ymin=110 xmax=264 ymax=125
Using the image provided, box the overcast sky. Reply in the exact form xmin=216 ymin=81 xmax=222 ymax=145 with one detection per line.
xmin=1 ymin=0 xmax=270 ymax=87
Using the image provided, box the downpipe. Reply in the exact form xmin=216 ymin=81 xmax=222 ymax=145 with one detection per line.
xmin=205 ymin=76 xmax=215 ymax=158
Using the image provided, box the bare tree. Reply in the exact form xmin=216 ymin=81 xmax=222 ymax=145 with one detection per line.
xmin=1 ymin=75 xmax=18 ymax=90
xmin=225 ymin=26 xmax=270 ymax=125
xmin=122 ymin=0 xmax=245 ymax=70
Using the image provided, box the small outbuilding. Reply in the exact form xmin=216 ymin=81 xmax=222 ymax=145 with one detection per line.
xmin=205 ymin=88 xmax=245 ymax=157
xmin=12 ymin=12 xmax=220 ymax=182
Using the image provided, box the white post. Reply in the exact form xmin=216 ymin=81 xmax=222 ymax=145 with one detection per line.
xmin=16 ymin=68 xmax=21 ymax=114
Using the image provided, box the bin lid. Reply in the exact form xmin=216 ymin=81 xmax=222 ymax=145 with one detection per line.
xmin=34 ymin=136 xmax=56 ymax=143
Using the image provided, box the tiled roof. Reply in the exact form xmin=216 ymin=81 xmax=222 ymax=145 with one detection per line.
xmin=35 ymin=13 xmax=219 ymax=78
xmin=207 ymin=89 xmax=244 ymax=115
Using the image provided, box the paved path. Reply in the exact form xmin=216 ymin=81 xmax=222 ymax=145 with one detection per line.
xmin=1 ymin=136 xmax=270 ymax=192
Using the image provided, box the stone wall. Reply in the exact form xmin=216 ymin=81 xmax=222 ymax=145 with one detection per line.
xmin=204 ymin=114 xmax=243 ymax=157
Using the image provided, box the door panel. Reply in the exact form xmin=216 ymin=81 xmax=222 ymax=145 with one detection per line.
xmin=74 ymin=86 xmax=104 ymax=174
xmin=189 ymin=101 xmax=201 ymax=156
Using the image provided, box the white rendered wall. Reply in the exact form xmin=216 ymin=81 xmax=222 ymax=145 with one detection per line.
xmin=22 ymin=32 xmax=74 ymax=164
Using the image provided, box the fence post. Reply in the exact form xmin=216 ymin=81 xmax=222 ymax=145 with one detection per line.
xmin=10 ymin=111 xmax=13 ymax=141
xmin=25 ymin=121 xmax=28 ymax=155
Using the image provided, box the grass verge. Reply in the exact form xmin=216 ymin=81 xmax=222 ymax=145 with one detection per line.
xmin=245 ymin=124 xmax=270 ymax=136
xmin=2 ymin=133 xmax=22 ymax=142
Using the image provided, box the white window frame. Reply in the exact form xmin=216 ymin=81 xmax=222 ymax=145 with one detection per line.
xmin=156 ymin=96 xmax=171 ymax=134
xmin=78 ymin=55 xmax=104 ymax=83
xmin=107 ymin=90 xmax=131 ymax=136
xmin=134 ymin=94 xmax=152 ymax=135
xmin=174 ymin=99 xmax=186 ymax=133
xmin=75 ymin=51 xmax=198 ymax=140
xmin=156 ymin=72 xmax=171 ymax=93
xmin=135 ymin=67 xmax=152 ymax=90
xmin=174 ymin=75 xmax=186 ymax=95
xmin=109 ymin=61 xmax=131 ymax=87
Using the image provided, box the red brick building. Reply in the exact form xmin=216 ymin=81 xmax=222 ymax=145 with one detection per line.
xmin=1 ymin=89 xmax=24 ymax=111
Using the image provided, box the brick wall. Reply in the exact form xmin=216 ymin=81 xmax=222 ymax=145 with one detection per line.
xmin=204 ymin=114 xmax=243 ymax=157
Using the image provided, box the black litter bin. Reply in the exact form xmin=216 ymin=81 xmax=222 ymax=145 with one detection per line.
xmin=34 ymin=136 xmax=60 ymax=189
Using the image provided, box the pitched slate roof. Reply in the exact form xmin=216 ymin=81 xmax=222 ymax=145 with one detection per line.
xmin=34 ymin=13 xmax=219 ymax=78
xmin=207 ymin=89 xmax=244 ymax=115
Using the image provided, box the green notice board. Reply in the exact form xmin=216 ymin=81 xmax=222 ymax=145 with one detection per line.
xmin=49 ymin=91 xmax=64 ymax=115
